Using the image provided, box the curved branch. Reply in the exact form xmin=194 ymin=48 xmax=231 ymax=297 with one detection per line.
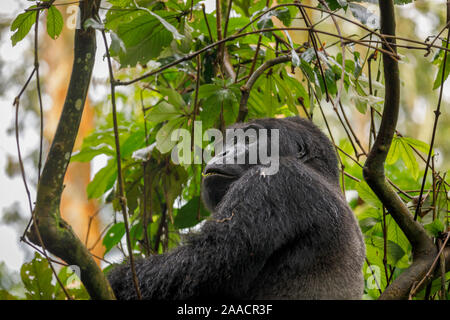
xmin=27 ymin=0 xmax=116 ymax=300
xmin=363 ymin=0 xmax=437 ymax=300
xmin=363 ymin=0 xmax=432 ymax=253
xmin=382 ymin=242 xmax=450 ymax=300
xmin=237 ymin=55 xmax=291 ymax=122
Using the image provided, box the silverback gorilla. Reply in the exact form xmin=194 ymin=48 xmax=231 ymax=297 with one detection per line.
xmin=107 ymin=117 xmax=366 ymax=299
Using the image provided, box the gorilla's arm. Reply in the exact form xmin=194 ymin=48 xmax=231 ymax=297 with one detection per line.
xmin=107 ymin=158 xmax=344 ymax=300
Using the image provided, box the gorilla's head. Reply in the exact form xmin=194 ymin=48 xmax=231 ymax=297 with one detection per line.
xmin=201 ymin=117 xmax=339 ymax=212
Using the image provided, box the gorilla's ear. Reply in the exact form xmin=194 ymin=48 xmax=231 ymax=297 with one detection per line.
xmin=296 ymin=142 xmax=313 ymax=163
xmin=295 ymin=141 xmax=306 ymax=159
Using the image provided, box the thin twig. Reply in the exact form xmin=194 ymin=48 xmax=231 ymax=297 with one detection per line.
xmin=296 ymin=3 xmax=330 ymax=101
xmin=101 ymin=29 xmax=142 ymax=300
xmin=234 ymin=2 xmax=398 ymax=58
xmin=414 ymin=26 xmax=450 ymax=221
xmin=191 ymin=55 xmax=201 ymax=148
xmin=216 ymin=0 xmax=224 ymax=72
xmin=84 ymin=207 xmax=102 ymax=246
xmin=34 ymin=10 xmax=44 ymax=181
xmin=115 ymin=26 xmax=398 ymax=87
xmin=201 ymin=4 xmax=214 ymax=43
xmin=409 ymin=232 xmax=450 ymax=298
xmin=318 ymin=0 xmax=346 ymax=107
xmin=223 ymin=0 xmax=233 ymax=39
xmin=13 ymin=10 xmax=71 ymax=300
xmin=140 ymin=90 xmax=151 ymax=256
xmin=424 ymin=20 xmax=450 ymax=56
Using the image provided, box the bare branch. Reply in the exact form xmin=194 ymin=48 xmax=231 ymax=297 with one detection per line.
xmin=26 ymin=0 xmax=116 ymax=300
xmin=363 ymin=0 xmax=444 ymax=300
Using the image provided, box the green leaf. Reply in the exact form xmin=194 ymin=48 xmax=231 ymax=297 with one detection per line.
xmin=386 ymin=240 xmax=406 ymax=266
xmin=256 ymin=8 xmax=292 ymax=37
xmin=198 ymin=84 xmax=221 ymax=99
xmin=103 ymin=223 xmax=126 ymax=253
xmin=398 ymin=138 xmax=419 ymax=180
xmin=356 ymin=181 xmax=382 ymax=209
xmin=107 ymin=0 xmax=132 ymax=6
xmin=353 ymin=51 xmax=362 ymax=78
xmin=87 ymin=160 xmax=117 ymax=199
xmin=369 ymin=236 xmax=407 ymax=267
xmin=116 ymin=13 xmax=173 ymax=67
xmin=109 ymin=31 xmax=126 ymax=55
xmin=200 ymin=99 xmax=221 ymax=129
xmin=21 ymin=253 xmax=54 ymax=300
xmin=199 ymin=83 xmax=238 ymax=128
xmin=161 ymin=165 xmax=188 ymax=212
xmin=121 ymin=127 xmax=146 ymax=158
xmin=322 ymin=0 xmax=347 ymax=11
xmin=147 ymin=102 xmax=182 ymax=124
xmin=387 ymin=136 xmax=420 ymax=180
xmin=299 ymin=59 xmax=316 ymax=86
xmin=10 ymin=9 xmax=37 ymax=46
xmin=46 ymin=6 xmax=63 ymax=39
xmin=174 ymin=196 xmax=209 ymax=229
xmin=247 ymin=88 xmax=266 ymax=117
xmin=432 ymin=46 xmax=450 ymax=89
xmin=354 ymin=97 xmax=367 ymax=114
xmin=359 ymin=217 xmax=379 ymax=233
xmin=125 ymin=174 xmax=141 ymax=214
xmin=80 ymin=129 xmax=117 ymax=149
xmin=130 ymin=222 xmax=143 ymax=244
xmin=318 ymin=67 xmax=338 ymax=96
xmin=155 ymin=117 xmax=187 ymax=154
xmin=402 ymin=137 xmax=432 ymax=155
xmin=283 ymin=72 xmax=310 ymax=109
xmin=105 ymin=6 xmax=143 ymax=31
xmin=71 ymin=145 xmax=114 ymax=162
xmin=264 ymin=76 xmax=275 ymax=117
xmin=386 ymin=215 xmax=410 ymax=254
xmin=272 ymin=8 xmax=292 ymax=26
xmin=273 ymin=74 xmax=294 ymax=108
xmin=364 ymin=243 xmax=387 ymax=290
xmin=386 ymin=135 xmax=400 ymax=165
xmin=54 ymin=266 xmax=89 ymax=300
xmin=159 ymin=88 xmax=187 ymax=108
xmin=256 ymin=12 xmax=274 ymax=35
xmin=140 ymin=9 xmax=184 ymax=40
xmin=424 ymin=219 xmax=445 ymax=237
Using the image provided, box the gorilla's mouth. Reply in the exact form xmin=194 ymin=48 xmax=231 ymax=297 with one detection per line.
xmin=203 ymin=168 xmax=236 ymax=178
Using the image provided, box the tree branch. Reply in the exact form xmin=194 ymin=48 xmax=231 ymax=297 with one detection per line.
xmin=27 ymin=0 xmax=116 ymax=300
xmin=363 ymin=0 xmax=440 ymax=300
xmin=237 ymin=55 xmax=291 ymax=122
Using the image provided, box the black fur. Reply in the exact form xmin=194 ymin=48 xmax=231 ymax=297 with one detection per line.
xmin=107 ymin=117 xmax=365 ymax=300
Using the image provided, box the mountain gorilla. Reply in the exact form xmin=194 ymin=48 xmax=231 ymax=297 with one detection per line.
xmin=107 ymin=117 xmax=365 ymax=299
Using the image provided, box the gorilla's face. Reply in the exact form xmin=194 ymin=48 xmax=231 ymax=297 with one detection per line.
xmin=201 ymin=117 xmax=339 ymax=212
xmin=201 ymin=123 xmax=260 ymax=212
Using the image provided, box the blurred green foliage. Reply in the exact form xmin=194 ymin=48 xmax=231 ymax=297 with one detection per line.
xmin=2 ymin=0 xmax=449 ymax=300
